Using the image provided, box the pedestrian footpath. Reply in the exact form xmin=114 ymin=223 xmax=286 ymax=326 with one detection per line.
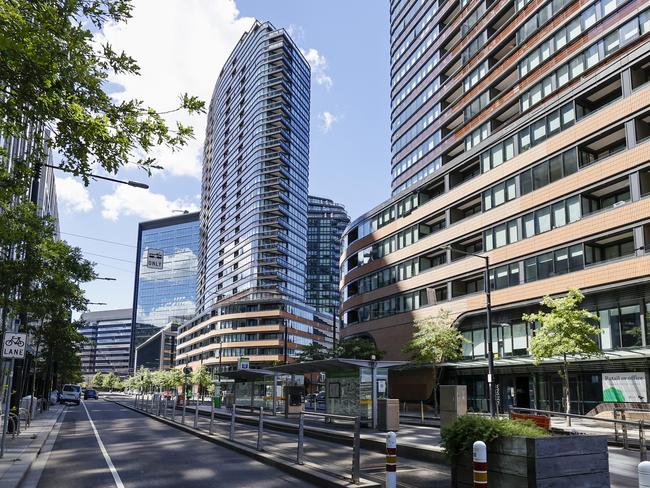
xmin=0 ymin=405 xmax=64 ymax=488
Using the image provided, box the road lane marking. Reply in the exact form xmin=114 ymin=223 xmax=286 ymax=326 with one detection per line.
xmin=81 ymin=401 xmax=125 ymax=488
xmin=21 ymin=407 xmax=66 ymax=488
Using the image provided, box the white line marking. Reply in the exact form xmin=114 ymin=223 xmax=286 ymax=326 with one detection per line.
xmin=20 ymin=407 xmax=66 ymax=488
xmin=82 ymin=401 xmax=125 ymax=488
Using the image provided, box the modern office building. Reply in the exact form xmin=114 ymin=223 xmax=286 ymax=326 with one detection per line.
xmin=79 ymin=308 xmax=132 ymax=377
xmin=134 ymin=323 xmax=178 ymax=371
xmin=176 ymin=21 xmax=332 ymax=373
xmin=130 ymin=212 xmax=199 ymax=368
xmin=306 ymin=196 xmax=350 ymax=319
xmin=340 ymin=0 xmax=650 ymax=413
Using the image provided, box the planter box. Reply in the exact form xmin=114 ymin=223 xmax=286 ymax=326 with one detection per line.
xmin=452 ymin=435 xmax=609 ymax=488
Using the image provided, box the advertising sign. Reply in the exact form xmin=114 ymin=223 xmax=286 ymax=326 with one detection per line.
xmin=2 ymin=333 xmax=27 ymax=359
xmin=603 ymin=372 xmax=647 ymax=402
xmin=238 ymin=357 xmax=250 ymax=370
xmin=146 ymin=249 xmax=164 ymax=269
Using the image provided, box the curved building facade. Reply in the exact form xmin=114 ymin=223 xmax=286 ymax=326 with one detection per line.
xmin=178 ymin=21 xmax=332 ymax=373
xmin=341 ymin=0 xmax=650 ymax=413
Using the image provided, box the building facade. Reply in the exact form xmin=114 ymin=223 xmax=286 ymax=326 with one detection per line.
xmin=306 ymin=196 xmax=350 ymax=318
xmin=130 ymin=212 xmax=199 ymax=368
xmin=176 ymin=21 xmax=332 ymax=374
xmin=79 ymin=308 xmax=132 ymax=377
xmin=134 ymin=323 xmax=178 ymax=371
xmin=340 ymin=0 xmax=650 ymax=414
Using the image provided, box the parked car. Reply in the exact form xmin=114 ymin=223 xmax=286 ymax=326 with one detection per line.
xmin=60 ymin=384 xmax=81 ymax=405
xmin=84 ymin=389 xmax=98 ymax=400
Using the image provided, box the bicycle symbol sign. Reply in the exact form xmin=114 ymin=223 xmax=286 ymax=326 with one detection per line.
xmin=2 ymin=333 xmax=26 ymax=359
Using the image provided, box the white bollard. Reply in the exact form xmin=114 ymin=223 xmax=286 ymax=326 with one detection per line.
xmin=639 ymin=461 xmax=650 ymax=487
xmin=386 ymin=431 xmax=397 ymax=488
xmin=473 ymin=440 xmax=487 ymax=486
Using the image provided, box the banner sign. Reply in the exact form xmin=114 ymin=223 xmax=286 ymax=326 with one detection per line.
xmin=603 ymin=372 xmax=647 ymax=402
xmin=2 ymin=333 xmax=26 ymax=359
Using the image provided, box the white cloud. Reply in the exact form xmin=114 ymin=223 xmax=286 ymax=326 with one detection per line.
xmin=286 ymin=24 xmax=305 ymax=41
xmin=139 ymin=248 xmax=198 ymax=283
xmin=56 ymin=176 xmax=93 ymax=213
xmin=301 ymin=48 xmax=333 ymax=88
xmin=319 ymin=111 xmax=339 ymax=133
xmin=101 ymin=185 xmax=199 ymax=221
xmin=96 ymin=0 xmax=255 ymax=179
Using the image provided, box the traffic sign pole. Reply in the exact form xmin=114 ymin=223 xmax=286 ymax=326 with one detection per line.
xmin=0 ymin=358 xmax=15 ymax=458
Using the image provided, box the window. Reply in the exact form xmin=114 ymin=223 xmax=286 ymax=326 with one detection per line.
xmin=483 ymin=178 xmax=516 ymax=210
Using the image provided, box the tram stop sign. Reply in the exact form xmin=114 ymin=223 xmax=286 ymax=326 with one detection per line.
xmin=2 ymin=333 xmax=27 ymax=359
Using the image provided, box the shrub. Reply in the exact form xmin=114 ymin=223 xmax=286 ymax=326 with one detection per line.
xmin=441 ymin=415 xmax=550 ymax=461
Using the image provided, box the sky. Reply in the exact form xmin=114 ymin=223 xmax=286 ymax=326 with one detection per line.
xmin=56 ymin=0 xmax=392 ymax=314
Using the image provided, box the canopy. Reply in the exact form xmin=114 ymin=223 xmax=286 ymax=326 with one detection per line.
xmin=268 ymin=358 xmax=407 ymax=375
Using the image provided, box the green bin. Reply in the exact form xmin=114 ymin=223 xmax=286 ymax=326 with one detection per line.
xmin=213 ymin=396 xmax=221 ymax=408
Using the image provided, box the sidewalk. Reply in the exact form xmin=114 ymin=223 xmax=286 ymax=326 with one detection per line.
xmin=0 ymin=405 xmax=64 ymax=488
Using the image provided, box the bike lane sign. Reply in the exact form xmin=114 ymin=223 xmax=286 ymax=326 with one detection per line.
xmin=2 ymin=333 xmax=26 ymax=359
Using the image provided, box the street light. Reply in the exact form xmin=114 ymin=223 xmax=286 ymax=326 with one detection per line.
xmin=443 ymin=245 xmax=496 ymax=418
xmin=42 ymin=163 xmax=149 ymax=189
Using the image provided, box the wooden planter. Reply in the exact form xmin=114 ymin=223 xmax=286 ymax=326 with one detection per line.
xmin=452 ymin=435 xmax=609 ymax=488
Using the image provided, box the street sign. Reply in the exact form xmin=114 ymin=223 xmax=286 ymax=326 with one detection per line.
xmin=2 ymin=333 xmax=26 ymax=359
xmin=238 ymin=357 xmax=250 ymax=370
xmin=146 ymin=249 xmax=164 ymax=269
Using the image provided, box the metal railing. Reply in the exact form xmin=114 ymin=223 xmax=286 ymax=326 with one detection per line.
xmin=510 ymin=406 xmax=648 ymax=461
xmin=130 ymin=395 xmax=363 ymax=484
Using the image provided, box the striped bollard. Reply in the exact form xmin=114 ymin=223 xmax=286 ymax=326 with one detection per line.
xmin=386 ymin=431 xmax=397 ymax=488
xmin=640 ymin=461 xmax=650 ymax=487
xmin=473 ymin=440 xmax=487 ymax=487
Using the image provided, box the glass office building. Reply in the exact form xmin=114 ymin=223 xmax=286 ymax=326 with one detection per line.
xmin=306 ymin=196 xmax=349 ymax=317
xmin=339 ymin=0 xmax=650 ymax=413
xmin=177 ymin=21 xmax=332 ymax=374
xmin=130 ymin=212 xmax=199 ymax=368
xmin=79 ymin=308 xmax=132 ymax=377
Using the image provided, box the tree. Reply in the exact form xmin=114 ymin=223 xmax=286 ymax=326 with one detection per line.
xmin=166 ymin=369 xmax=184 ymax=393
xmin=104 ymin=372 xmax=118 ymax=392
xmin=334 ymin=337 xmax=384 ymax=360
xmin=0 ymin=0 xmax=205 ymax=188
xmin=92 ymin=372 xmax=105 ymax=390
xmin=297 ymin=342 xmax=331 ymax=362
xmin=191 ymin=365 xmax=212 ymax=400
xmin=524 ymin=289 xmax=601 ymax=425
xmin=403 ymin=309 xmax=465 ymax=415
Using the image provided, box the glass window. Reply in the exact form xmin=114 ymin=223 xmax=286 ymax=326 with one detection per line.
xmin=553 ymin=201 xmax=566 ymax=228
xmin=570 ymin=55 xmax=585 ymax=78
xmin=561 ymin=104 xmax=575 ymax=126
xmin=503 ymin=324 xmax=513 ymax=354
xmin=555 ymin=27 xmax=567 ymax=49
xmin=474 ymin=329 xmax=486 ymax=356
xmin=557 ymin=64 xmax=570 ymax=87
xmin=549 ymin=155 xmax=563 ymax=182
xmin=620 ymin=19 xmax=640 ymax=46
xmin=484 ymin=230 xmax=494 ymax=251
xmin=492 ymin=145 xmax=504 ymax=167
xmin=521 ymin=170 xmax=533 ymax=194
xmin=548 ymin=109 xmax=561 ymax=134
xmin=495 ymin=265 xmax=509 ymax=289
xmin=508 ymin=220 xmax=518 ymax=244
xmin=506 ymin=178 xmax=516 ymax=200
xmin=599 ymin=309 xmax=615 ymax=350
xmin=604 ymin=30 xmax=620 ymax=55
xmin=533 ymin=162 xmax=549 ymax=189
xmin=505 ymin=138 xmax=515 ymax=160
xmin=538 ymin=252 xmax=554 ymax=278
xmin=523 ymin=213 xmax=535 ymax=238
xmin=513 ymin=323 xmax=528 ymax=352
xmin=563 ymin=149 xmax=578 ymax=175
xmin=555 ymin=248 xmax=569 ymax=275
xmin=537 ymin=206 xmax=552 ymax=233
xmin=509 ymin=263 xmax=520 ymax=286
xmin=494 ymin=183 xmax=505 ymax=206
xmin=462 ymin=331 xmax=473 ymax=357
xmin=620 ymin=305 xmax=641 ymax=347
xmin=601 ymin=0 xmax=616 ymax=15
xmin=525 ymin=257 xmax=537 ymax=282
xmin=585 ymin=44 xmax=600 ymax=68
xmin=495 ymin=224 xmax=507 ymax=248
xmin=567 ymin=195 xmax=581 ymax=222
xmin=568 ymin=18 xmax=581 ymax=40
xmin=532 ymin=119 xmax=546 ymax=143
xmin=641 ymin=11 xmax=650 ymax=35
xmin=569 ymin=244 xmax=584 ymax=270
xmin=519 ymin=128 xmax=531 ymax=150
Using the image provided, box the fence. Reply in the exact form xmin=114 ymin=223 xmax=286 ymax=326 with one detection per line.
xmin=510 ymin=406 xmax=648 ymax=461
xmin=131 ymin=394 xmax=363 ymax=484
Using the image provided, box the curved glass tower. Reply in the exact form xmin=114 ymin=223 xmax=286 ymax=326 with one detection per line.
xmin=198 ymin=21 xmax=311 ymax=311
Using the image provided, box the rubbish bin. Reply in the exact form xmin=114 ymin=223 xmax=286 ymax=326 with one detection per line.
xmin=213 ymin=396 xmax=221 ymax=408
xmin=377 ymin=398 xmax=400 ymax=431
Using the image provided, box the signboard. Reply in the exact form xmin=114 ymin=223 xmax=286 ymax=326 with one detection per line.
xmin=238 ymin=357 xmax=250 ymax=370
xmin=603 ymin=372 xmax=647 ymax=402
xmin=146 ymin=249 xmax=164 ymax=269
xmin=2 ymin=333 xmax=27 ymax=359
xmin=377 ymin=379 xmax=386 ymax=393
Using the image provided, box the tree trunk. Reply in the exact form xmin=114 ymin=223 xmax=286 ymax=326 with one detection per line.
xmin=432 ymin=365 xmax=439 ymax=416
xmin=562 ymin=354 xmax=571 ymax=427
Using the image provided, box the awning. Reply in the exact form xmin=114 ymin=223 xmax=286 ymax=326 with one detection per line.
xmin=268 ymin=359 xmax=408 ymax=375
xmin=217 ymin=369 xmax=277 ymax=381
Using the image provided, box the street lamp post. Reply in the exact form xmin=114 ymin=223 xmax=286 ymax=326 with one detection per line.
xmin=445 ymin=246 xmax=496 ymax=417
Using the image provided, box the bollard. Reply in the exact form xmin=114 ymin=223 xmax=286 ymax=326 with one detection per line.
xmin=420 ymin=401 xmax=425 ymax=424
xmin=297 ymin=412 xmax=304 ymax=465
xmin=352 ymin=417 xmax=361 ymax=484
xmin=257 ymin=407 xmax=264 ymax=451
xmin=172 ymin=397 xmax=176 ymax=422
xmin=182 ymin=396 xmax=187 ymax=425
xmin=134 ymin=394 xmax=138 ymax=409
xmin=209 ymin=399 xmax=214 ymax=434
xmin=639 ymin=461 xmax=650 ymax=487
xmin=229 ymin=405 xmax=236 ymax=441
xmin=164 ymin=397 xmax=168 ymax=419
xmin=623 ymin=411 xmax=629 ymax=450
xmin=194 ymin=400 xmax=199 ymax=429
xmin=642 ymin=420 xmax=647 ymax=462
xmin=386 ymin=431 xmax=397 ymax=488
xmin=614 ymin=409 xmax=620 ymax=442
xmin=473 ymin=440 xmax=488 ymax=487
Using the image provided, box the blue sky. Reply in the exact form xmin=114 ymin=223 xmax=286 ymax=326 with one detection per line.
xmin=57 ymin=0 xmax=391 ymax=313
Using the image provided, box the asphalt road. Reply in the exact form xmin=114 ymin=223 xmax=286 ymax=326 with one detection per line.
xmin=27 ymin=399 xmax=317 ymax=488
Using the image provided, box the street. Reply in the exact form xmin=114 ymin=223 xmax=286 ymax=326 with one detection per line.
xmin=24 ymin=399 xmax=317 ymax=488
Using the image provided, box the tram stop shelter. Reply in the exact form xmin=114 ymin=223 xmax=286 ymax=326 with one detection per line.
xmin=219 ymin=368 xmax=303 ymax=415
xmin=269 ymin=359 xmax=407 ymax=427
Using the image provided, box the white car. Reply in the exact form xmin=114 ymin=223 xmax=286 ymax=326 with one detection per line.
xmin=60 ymin=384 xmax=81 ymax=405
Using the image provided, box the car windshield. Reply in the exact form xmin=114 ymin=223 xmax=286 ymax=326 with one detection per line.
xmin=63 ymin=385 xmax=80 ymax=392
xmin=87 ymin=390 xmax=96 ymax=394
